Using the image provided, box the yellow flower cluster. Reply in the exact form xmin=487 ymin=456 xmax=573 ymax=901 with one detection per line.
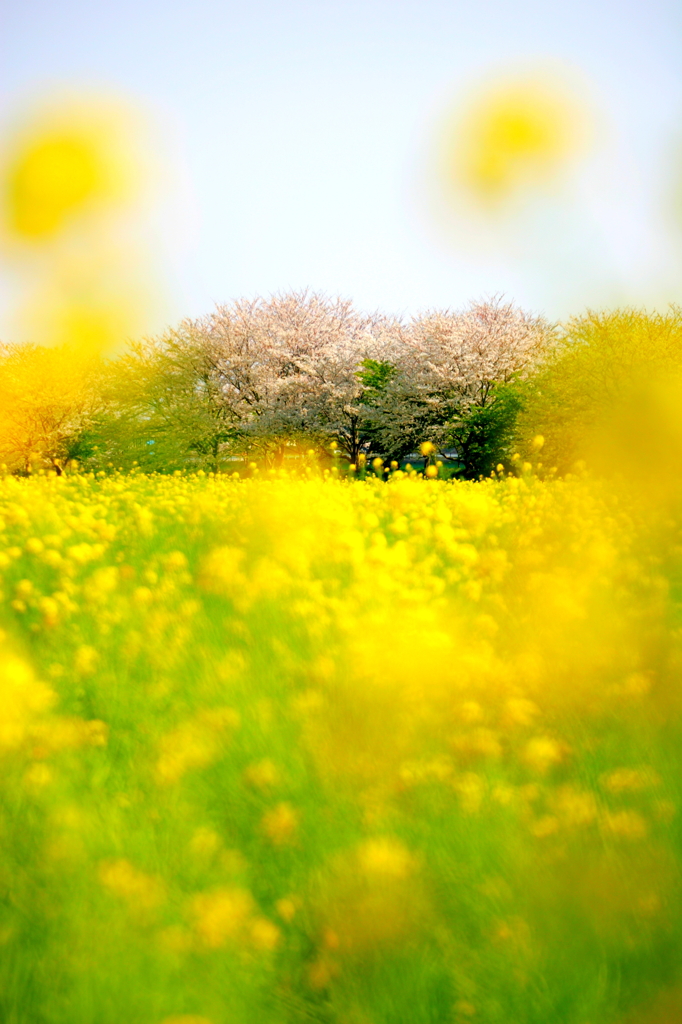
xmin=0 ymin=467 xmax=679 ymax=1023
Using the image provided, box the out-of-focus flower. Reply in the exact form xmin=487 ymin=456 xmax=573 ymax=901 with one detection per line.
xmin=99 ymin=858 xmax=165 ymax=910
xmin=441 ymin=74 xmax=588 ymax=207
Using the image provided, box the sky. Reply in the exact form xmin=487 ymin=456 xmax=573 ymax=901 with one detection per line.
xmin=2 ymin=0 xmax=682 ymax=334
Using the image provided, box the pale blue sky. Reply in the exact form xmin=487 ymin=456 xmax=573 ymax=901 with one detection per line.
xmin=2 ymin=0 xmax=682 ymax=332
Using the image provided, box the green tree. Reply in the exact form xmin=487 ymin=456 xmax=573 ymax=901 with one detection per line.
xmin=515 ymin=307 xmax=682 ymax=474
xmin=447 ymin=381 xmax=524 ymax=477
xmin=348 ymin=358 xmax=398 ymax=463
xmin=92 ymin=328 xmax=244 ymax=472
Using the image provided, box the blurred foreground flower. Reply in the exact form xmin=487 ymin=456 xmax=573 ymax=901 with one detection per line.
xmin=440 ymin=73 xmax=589 ymax=209
xmin=2 ymin=99 xmax=138 ymax=244
xmin=1 ymin=96 xmax=160 ymax=357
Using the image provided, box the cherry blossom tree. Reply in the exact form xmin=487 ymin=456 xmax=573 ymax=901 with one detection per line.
xmin=199 ymin=290 xmax=403 ymax=464
xmin=366 ymin=298 xmax=553 ymax=473
xmin=88 ymin=292 xmax=551 ymax=476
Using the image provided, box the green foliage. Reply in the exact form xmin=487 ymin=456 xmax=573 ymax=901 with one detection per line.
xmin=515 ymin=307 xmax=682 ymax=473
xmin=63 ymin=429 xmax=100 ymax=465
xmin=345 ymin=358 xmax=399 ymax=463
xmin=448 ymin=382 xmax=524 ymax=478
xmin=356 ymin=358 xmax=397 ymax=399
xmin=91 ymin=330 xmax=243 ymax=472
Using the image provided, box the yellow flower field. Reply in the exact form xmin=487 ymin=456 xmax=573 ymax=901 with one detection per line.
xmin=0 ymin=468 xmax=680 ymax=1024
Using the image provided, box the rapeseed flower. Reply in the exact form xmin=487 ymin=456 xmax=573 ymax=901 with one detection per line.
xmin=0 ymin=467 xmax=679 ymax=1022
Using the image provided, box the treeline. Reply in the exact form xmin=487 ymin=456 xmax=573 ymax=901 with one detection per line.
xmin=1 ymin=292 xmax=681 ymax=478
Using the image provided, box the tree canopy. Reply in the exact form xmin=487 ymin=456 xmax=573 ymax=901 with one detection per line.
xmin=515 ymin=307 xmax=682 ymax=475
xmin=1 ymin=290 xmax=557 ymax=477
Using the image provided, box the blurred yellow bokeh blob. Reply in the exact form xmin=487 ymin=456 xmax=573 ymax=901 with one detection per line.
xmin=0 ymin=97 xmax=162 ymax=356
xmin=441 ymin=75 xmax=589 ymax=207
xmin=7 ymin=133 xmax=103 ymax=238
xmin=2 ymin=100 xmax=140 ymax=243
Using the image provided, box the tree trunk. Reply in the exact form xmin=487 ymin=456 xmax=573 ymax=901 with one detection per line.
xmin=349 ymin=417 xmax=361 ymax=464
